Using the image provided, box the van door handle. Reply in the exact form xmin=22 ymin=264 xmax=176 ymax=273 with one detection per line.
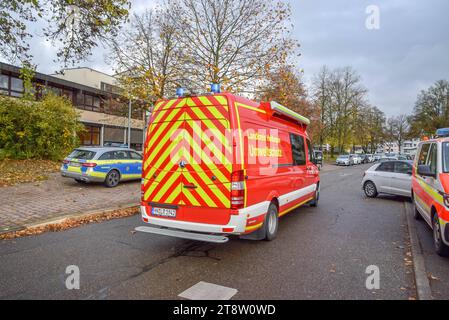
xmin=184 ymin=185 xmax=197 ymax=189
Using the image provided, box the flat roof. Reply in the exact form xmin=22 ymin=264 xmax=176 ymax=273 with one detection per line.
xmin=0 ymin=62 xmax=119 ymax=97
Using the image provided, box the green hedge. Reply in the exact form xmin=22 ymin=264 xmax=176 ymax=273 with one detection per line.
xmin=0 ymin=94 xmax=84 ymax=160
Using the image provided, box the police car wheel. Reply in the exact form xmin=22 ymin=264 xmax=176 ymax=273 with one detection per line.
xmin=433 ymin=214 xmax=449 ymax=257
xmin=74 ymin=179 xmax=86 ymax=184
xmin=364 ymin=181 xmax=378 ymax=198
xmin=105 ymin=170 xmax=120 ymax=188
xmin=263 ymin=203 xmax=279 ymax=241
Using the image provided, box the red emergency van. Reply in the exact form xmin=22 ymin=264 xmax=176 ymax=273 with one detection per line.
xmin=135 ymin=90 xmax=320 ymax=243
xmin=412 ymin=128 xmax=449 ymax=256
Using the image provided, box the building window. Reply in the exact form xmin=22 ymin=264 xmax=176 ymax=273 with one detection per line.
xmin=79 ymin=125 xmax=101 ymax=146
xmin=0 ymin=74 xmax=24 ymax=97
xmin=75 ymin=92 xmax=101 ymax=111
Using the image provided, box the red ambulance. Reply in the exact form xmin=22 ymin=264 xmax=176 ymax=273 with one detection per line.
xmin=412 ymin=128 xmax=449 ymax=256
xmin=136 ymin=89 xmax=320 ymax=243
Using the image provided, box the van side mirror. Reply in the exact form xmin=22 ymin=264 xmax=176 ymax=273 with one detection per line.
xmin=417 ymin=165 xmax=435 ymax=178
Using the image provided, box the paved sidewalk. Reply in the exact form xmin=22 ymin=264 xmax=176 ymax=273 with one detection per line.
xmin=0 ymin=173 xmax=140 ymax=233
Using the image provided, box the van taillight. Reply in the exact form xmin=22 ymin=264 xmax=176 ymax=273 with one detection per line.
xmin=82 ymin=162 xmax=97 ymax=168
xmin=231 ymin=170 xmax=245 ymax=210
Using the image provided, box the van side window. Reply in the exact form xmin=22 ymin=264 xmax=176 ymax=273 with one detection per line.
xmin=289 ymin=133 xmax=306 ymax=166
xmin=427 ymin=143 xmax=437 ymax=175
xmin=306 ymin=139 xmax=315 ymax=163
xmin=417 ymin=143 xmax=430 ymax=165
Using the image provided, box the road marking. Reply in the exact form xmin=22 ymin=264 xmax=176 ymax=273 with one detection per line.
xmin=404 ymin=202 xmax=433 ymax=300
xmin=178 ymin=281 xmax=238 ymax=300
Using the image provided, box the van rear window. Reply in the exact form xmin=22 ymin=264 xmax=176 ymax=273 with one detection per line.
xmin=444 ymin=142 xmax=449 ymax=173
xmin=69 ymin=149 xmax=96 ymax=160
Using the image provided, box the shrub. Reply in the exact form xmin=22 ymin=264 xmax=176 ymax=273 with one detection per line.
xmin=0 ymin=94 xmax=84 ymax=160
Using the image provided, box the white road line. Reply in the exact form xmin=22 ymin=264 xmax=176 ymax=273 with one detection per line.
xmin=178 ymin=281 xmax=238 ymax=300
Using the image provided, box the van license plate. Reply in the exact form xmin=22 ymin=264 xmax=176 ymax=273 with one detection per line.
xmin=151 ymin=207 xmax=176 ymax=218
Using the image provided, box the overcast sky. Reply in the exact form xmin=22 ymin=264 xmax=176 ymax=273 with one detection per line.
xmin=3 ymin=0 xmax=449 ymax=117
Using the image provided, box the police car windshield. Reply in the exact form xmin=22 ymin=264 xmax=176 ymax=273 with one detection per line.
xmin=69 ymin=149 xmax=96 ymax=160
xmin=339 ymin=155 xmax=349 ymax=159
xmin=444 ymin=142 xmax=449 ymax=173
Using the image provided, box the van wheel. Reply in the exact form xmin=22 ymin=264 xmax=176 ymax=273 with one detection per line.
xmin=309 ymin=184 xmax=320 ymax=207
xmin=364 ymin=181 xmax=378 ymax=198
xmin=263 ymin=203 xmax=279 ymax=241
xmin=433 ymin=214 xmax=449 ymax=257
xmin=105 ymin=170 xmax=120 ymax=188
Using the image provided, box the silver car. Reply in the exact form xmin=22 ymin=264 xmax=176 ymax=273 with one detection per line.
xmin=361 ymin=160 xmax=413 ymax=198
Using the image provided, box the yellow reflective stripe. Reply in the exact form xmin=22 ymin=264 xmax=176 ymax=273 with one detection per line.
xmin=183 ymin=187 xmax=201 ymax=206
xmin=146 ymin=109 xmax=184 ymax=159
xmin=198 ymin=96 xmax=213 ymax=106
xmin=214 ymin=96 xmax=228 ymax=105
xmin=181 ymin=132 xmax=230 ymax=206
xmin=165 ymin=184 xmax=182 ymax=204
xmin=144 ymin=144 xmax=184 ymax=191
xmin=182 ymin=171 xmax=217 ymax=208
xmin=189 ymin=107 xmax=232 ymax=154
xmin=236 ymin=102 xmax=266 ymax=114
xmin=144 ymin=120 xmax=184 ymax=170
xmin=416 ymin=177 xmax=444 ymax=205
xmin=152 ymin=170 xmax=182 ymax=202
xmin=185 ymin=117 xmax=232 ymax=174
xmin=279 ymin=197 xmax=314 ymax=217
xmin=245 ymin=222 xmax=263 ymax=232
xmin=153 ymin=101 xmax=164 ymax=112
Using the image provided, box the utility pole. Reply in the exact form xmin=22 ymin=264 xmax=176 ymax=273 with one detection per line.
xmin=128 ymin=99 xmax=132 ymax=149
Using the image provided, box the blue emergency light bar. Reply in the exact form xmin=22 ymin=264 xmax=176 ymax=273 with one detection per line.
xmin=176 ymin=88 xmax=185 ymax=97
xmin=436 ymin=128 xmax=449 ymax=138
xmin=211 ymin=83 xmax=221 ymax=94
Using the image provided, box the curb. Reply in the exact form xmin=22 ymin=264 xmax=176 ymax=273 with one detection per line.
xmin=1 ymin=203 xmax=139 ymax=235
xmin=404 ymin=201 xmax=433 ymax=300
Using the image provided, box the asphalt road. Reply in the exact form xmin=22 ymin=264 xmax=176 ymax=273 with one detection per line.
xmin=0 ymin=163 xmax=419 ymax=299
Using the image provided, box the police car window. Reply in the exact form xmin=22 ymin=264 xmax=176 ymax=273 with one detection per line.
xmin=418 ymin=143 xmax=430 ymax=165
xmin=444 ymin=142 xmax=449 ymax=173
xmin=69 ymin=149 xmax=96 ymax=160
xmin=394 ymin=162 xmax=411 ymax=174
xmin=113 ymin=151 xmax=130 ymax=160
xmin=376 ymin=162 xmax=394 ymax=172
xmin=99 ymin=152 xmax=113 ymax=160
xmin=427 ymin=143 xmax=437 ymax=174
xmin=289 ymin=133 xmax=306 ymax=166
xmin=130 ymin=151 xmax=143 ymax=160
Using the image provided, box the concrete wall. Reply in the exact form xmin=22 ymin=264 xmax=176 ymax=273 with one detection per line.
xmin=52 ymin=68 xmax=117 ymax=90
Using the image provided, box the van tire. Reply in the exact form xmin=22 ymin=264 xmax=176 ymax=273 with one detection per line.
xmin=105 ymin=170 xmax=120 ymax=188
xmin=412 ymin=192 xmax=422 ymax=220
xmin=309 ymin=183 xmax=320 ymax=207
xmin=263 ymin=203 xmax=279 ymax=241
xmin=433 ymin=214 xmax=449 ymax=257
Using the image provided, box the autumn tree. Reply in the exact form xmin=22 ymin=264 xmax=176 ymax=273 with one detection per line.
xmin=166 ymin=0 xmax=298 ymax=93
xmin=409 ymin=79 xmax=449 ymax=137
xmin=386 ymin=114 xmax=410 ymax=154
xmin=311 ymin=66 xmax=373 ymax=156
xmin=109 ymin=7 xmax=181 ymax=108
xmin=0 ymin=0 xmax=130 ymax=65
xmin=259 ymin=65 xmax=320 ymax=142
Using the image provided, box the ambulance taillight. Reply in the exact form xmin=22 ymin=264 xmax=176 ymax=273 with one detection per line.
xmin=230 ymin=170 xmax=245 ymax=210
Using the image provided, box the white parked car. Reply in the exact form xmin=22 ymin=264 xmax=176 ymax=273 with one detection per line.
xmin=351 ymin=154 xmax=362 ymax=164
xmin=336 ymin=154 xmax=354 ymax=166
xmin=362 ymin=160 xmax=413 ymax=198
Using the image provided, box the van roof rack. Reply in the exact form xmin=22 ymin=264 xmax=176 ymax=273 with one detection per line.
xmin=270 ymin=101 xmax=310 ymax=125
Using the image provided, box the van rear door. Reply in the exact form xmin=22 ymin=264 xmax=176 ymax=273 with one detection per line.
xmin=142 ymin=96 xmax=232 ymax=209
